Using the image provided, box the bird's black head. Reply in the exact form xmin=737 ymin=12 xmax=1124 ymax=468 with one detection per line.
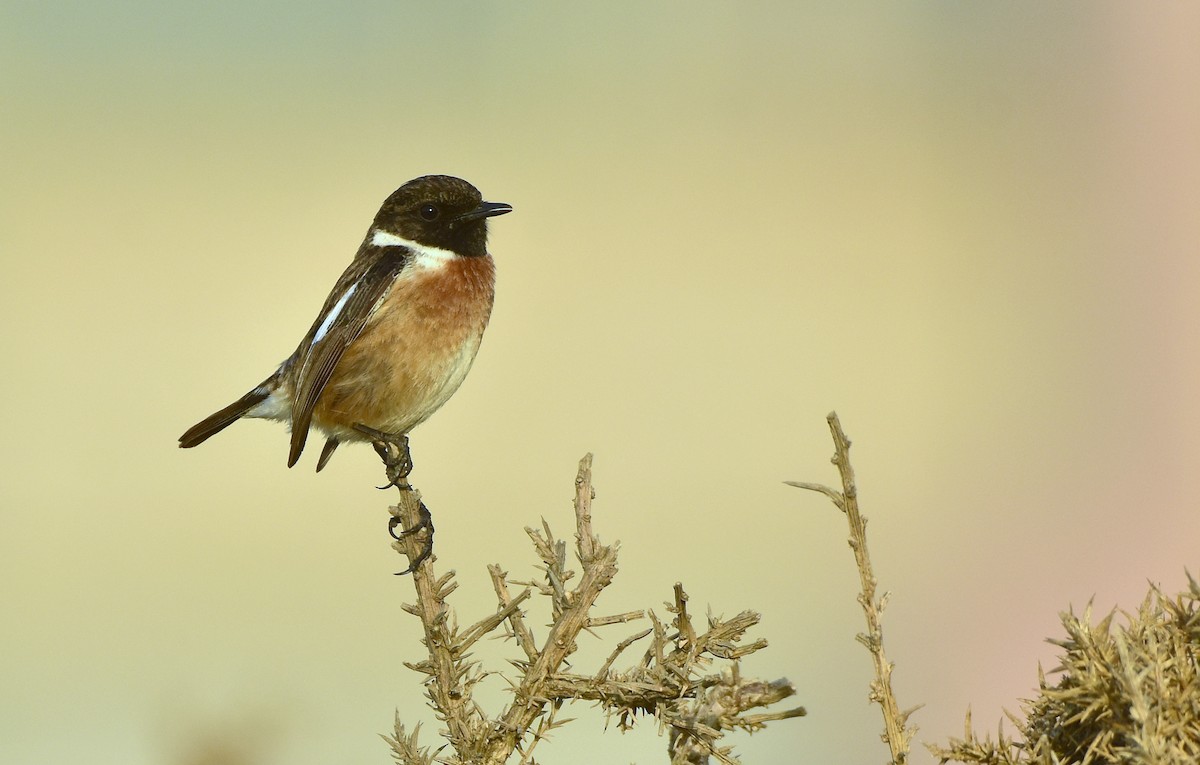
xmin=374 ymin=175 xmax=512 ymax=258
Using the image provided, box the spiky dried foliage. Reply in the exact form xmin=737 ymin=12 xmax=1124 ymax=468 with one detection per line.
xmin=377 ymin=452 xmax=804 ymax=765
xmin=932 ymin=575 xmax=1200 ymax=765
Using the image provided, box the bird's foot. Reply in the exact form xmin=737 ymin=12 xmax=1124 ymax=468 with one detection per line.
xmin=353 ymin=424 xmax=413 ymax=490
xmin=389 ymin=501 xmax=434 ymax=575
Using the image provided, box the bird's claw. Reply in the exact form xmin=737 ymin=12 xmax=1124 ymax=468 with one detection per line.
xmin=389 ymin=501 xmax=434 ymax=575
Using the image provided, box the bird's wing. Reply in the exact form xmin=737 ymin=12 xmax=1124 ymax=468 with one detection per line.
xmin=287 ymin=247 xmax=411 ymax=467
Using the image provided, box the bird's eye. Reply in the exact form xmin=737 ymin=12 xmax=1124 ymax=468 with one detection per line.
xmin=419 ymin=204 xmax=440 ymax=221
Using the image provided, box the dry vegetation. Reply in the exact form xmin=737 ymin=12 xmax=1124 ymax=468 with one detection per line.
xmin=377 ymin=451 xmax=804 ymax=765
xmin=933 ymin=577 xmax=1200 ymax=765
xmin=364 ymin=414 xmax=1199 ymax=764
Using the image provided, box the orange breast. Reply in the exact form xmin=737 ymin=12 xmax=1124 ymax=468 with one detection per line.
xmin=311 ymin=254 xmax=495 ymax=438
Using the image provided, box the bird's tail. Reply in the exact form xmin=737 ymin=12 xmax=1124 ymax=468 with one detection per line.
xmin=179 ymin=376 xmax=276 ymax=449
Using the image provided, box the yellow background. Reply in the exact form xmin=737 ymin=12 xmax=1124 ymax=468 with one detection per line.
xmin=3 ymin=3 xmax=1198 ymax=763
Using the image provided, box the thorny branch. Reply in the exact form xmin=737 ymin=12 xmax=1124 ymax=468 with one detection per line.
xmin=379 ymin=451 xmax=804 ymax=765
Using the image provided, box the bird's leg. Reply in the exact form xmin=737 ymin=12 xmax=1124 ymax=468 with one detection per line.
xmin=353 ymin=424 xmax=413 ymax=489
xmin=389 ymin=500 xmax=435 ymax=575
xmin=355 ymin=423 xmax=433 ymax=574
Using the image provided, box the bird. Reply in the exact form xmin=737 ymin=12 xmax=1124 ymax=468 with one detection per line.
xmin=179 ymin=174 xmax=512 ymax=473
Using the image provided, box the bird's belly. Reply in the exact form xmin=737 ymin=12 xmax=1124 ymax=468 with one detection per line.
xmin=309 ymin=291 xmax=487 ymax=440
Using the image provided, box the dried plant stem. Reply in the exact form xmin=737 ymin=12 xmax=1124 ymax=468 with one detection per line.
xmin=481 ymin=454 xmax=619 ymax=763
xmin=488 ymin=564 xmax=539 ymax=664
xmin=391 ymin=487 xmax=486 ymax=754
xmin=787 ymin=411 xmax=916 ymax=764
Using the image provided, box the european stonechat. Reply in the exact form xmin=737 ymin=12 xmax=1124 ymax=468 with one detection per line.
xmin=179 ymin=175 xmax=511 ymax=471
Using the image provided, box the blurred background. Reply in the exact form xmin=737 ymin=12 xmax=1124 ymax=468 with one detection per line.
xmin=2 ymin=2 xmax=1198 ymax=763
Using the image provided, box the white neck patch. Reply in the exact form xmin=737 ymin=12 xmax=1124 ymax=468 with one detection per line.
xmin=371 ymin=229 xmax=457 ymax=269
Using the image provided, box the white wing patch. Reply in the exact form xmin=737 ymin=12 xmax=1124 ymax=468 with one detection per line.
xmin=312 ymin=282 xmax=358 ymax=345
xmin=370 ymin=228 xmax=457 ymax=269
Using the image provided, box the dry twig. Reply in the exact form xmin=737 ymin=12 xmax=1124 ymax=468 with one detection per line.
xmin=787 ymin=411 xmax=917 ymax=764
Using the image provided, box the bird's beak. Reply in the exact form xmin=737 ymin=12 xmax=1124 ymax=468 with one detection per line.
xmin=456 ymin=201 xmax=513 ymax=222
